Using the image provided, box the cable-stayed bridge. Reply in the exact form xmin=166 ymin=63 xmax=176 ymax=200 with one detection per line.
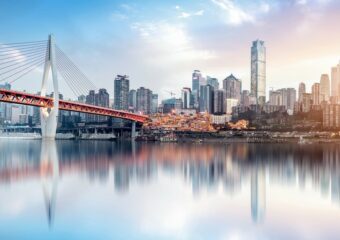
xmin=0 ymin=35 xmax=148 ymax=138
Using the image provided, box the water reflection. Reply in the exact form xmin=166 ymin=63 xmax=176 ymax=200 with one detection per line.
xmin=0 ymin=140 xmax=340 ymax=237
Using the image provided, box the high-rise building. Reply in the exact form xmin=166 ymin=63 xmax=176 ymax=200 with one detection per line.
xmin=298 ymin=82 xmax=306 ymax=103
xmin=269 ymin=90 xmax=283 ymax=106
xmin=206 ymin=76 xmax=219 ymax=90
xmin=192 ymin=70 xmax=206 ymax=108
xmin=269 ymin=88 xmax=296 ymax=114
xmin=181 ymin=87 xmax=192 ymax=109
xmin=96 ymin=88 xmax=110 ymax=122
xmin=0 ymin=83 xmax=11 ymax=122
xmin=199 ymin=84 xmax=214 ymax=113
xmin=320 ymin=74 xmax=330 ymax=103
xmin=213 ymin=89 xmax=226 ymax=115
xmin=151 ymin=94 xmax=158 ymax=114
xmin=302 ymin=93 xmax=312 ymax=112
xmin=251 ymin=40 xmax=266 ymax=105
xmin=331 ymin=64 xmax=340 ymax=97
xmin=128 ymin=89 xmax=137 ymax=112
xmin=223 ymin=74 xmax=242 ymax=102
xmin=85 ymin=89 xmax=109 ymax=122
xmin=226 ymin=98 xmax=239 ymax=115
xmin=136 ymin=87 xmax=152 ymax=114
xmin=312 ymin=83 xmax=320 ymax=105
xmin=114 ymin=75 xmax=129 ymax=111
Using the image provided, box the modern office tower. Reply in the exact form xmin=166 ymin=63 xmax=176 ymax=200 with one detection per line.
xmin=250 ymin=40 xmax=266 ymax=105
xmin=298 ymin=82 xmax=306 ymax=103
xmin=269 ymin=88 xmax=296 ymax=114
xmin=114 ymin=75 xmax=129 ymax=111
xmin=161 ymin=98 xmax=182 ymax=113
xmin=181 ymin=87 xmax=192 ymax=109
xmin=312 ymin=83 xmax=320 ymax=105
xmin=85 ymin=89 xmax=109 ymax=122
xmin=214 ymin=89 xmax=226 ymax=115
xmin=96 ymin=88 xmax=110 ymax=122
xmin=192 ymin=70 xmax=206 ymax=108
xmin=128 ymin=89 xmax=137 ymax=112
xmin=226 ymin=98 xmax=239 ymax=115
xmin=206 ymin=76 xmax=219 ymax=90
xmin=151 ymin=94 xmax=158 ymax=114
xmin=199 ymin=84 xmax=214 ymax=113
xmin=302 ymin=93 xmax=312 ymax=112
xmin=320 ymin=74 xmax=330 ymax=102
xmin=331 ymin=65 xmax=339 ymax=97
xmin=241 ymin=90 xmax=253 ymax=107
xmin=286 ymin=88 xmax=296 ymax=113
xmin=77 ymin=95 xmax=86 ymax=122
xmin=269 ymin=90 xmax=282 ymax=106
xmin=136 ymin=87 xmax=152 ymax=114
xmin=223 ymin=74 xmax=242 ymax=102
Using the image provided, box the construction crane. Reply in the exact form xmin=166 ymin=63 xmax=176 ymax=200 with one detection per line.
xmin=164 ymin=90 xmax=176 ymax=97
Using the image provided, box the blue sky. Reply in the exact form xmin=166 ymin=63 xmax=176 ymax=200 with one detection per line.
xmin=1 ymin=0 xmax=339 ymax=100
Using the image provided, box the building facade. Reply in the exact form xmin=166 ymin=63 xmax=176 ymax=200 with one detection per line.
xmin=250 ymin=40 xmax=266 ymax=105
xmin=320 ymin=74 xmax=330 ymax=103
xmin=223 ymin=74 xmax=242 ymax=102
xmin=199 ymin=85 xmax=214 ymax=113
xmin=213 ymin=89 xmax=226 ymax=115
xmin=136 ymin=87 xmax=152 ymax=114
xmin=114 ymin=75 xmax=129 ymax=111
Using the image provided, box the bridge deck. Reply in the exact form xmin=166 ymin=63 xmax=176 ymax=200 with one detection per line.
xmin=0 ymin=88 xmax=148 ymax=123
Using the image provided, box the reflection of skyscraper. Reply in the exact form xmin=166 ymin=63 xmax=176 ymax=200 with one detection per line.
xmin=251 ymin=165 xmax=266 ymax=223
xmin=251 ymin=40 xmax=266 ymax=105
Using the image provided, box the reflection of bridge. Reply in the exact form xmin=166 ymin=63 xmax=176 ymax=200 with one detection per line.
xmin=0 ymin=35 xmax=148 ymax=138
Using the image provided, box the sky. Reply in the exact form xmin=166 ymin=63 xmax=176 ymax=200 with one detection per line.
xmin=0 ymin=0 xmax=339 ymax=100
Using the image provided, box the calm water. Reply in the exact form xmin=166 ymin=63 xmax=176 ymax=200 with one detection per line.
xmin=0 ymin=140 xmax=339 ymax=240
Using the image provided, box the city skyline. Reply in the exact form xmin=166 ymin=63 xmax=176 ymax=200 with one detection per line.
xmin=0 ymin=0 xmax=340 ymax=100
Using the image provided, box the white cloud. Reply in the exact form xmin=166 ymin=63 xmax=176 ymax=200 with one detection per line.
xmin=178 ymin=10 xmax=204 ymax=19
xmin=211 ymin=0 xmax=254 ymax=25
xmin=130 ymin=21 xmax=215 ymax=61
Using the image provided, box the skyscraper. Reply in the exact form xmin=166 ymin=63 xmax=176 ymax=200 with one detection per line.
xmin=223 ymin=74 xmax=242 ymax=102
xmin=312 ymin=83 xmax=320 ymax=105
xmin=298 ymin=82 xmax=306 ymax=103
xmin=320 ymin=74 xmax=330 ymax=102
xmin=199 ymin=84 xmax=214 ymax=113
xmin=206 ymin=76 xmax=219 ymax=90
xmin=136 ymin=87 xmax=152 ymax=114
xmin=128 ymin=89 xmax=137 ymax=112
xmin=114 ymin=75 xmax=129 ymax=111
xmin=331 ymin=66 xmax=338 ymax=97
xmin=151 ymin=94 xmax=158 ymax=114
xmin=192 ymin=70 xmax=206 ymax=108
xmin=85 ymin=89 xmax=109 ymax=122
xmin=213 ymin=89 xmax=226 ymax=115
xmin=251 ymin=40 xmax=266 ymax=105
xmin=181 ymin=87 xmax=192 ymax=109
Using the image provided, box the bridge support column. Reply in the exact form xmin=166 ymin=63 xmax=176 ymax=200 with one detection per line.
xmin=40 ymin=34 xmax=59 ymax=139
xmin=131 ymin=121 xmax=136 ymax=140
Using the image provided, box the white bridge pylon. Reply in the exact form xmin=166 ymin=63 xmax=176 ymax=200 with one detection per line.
xmin=40 ymin=35 xmax=59 ymax=139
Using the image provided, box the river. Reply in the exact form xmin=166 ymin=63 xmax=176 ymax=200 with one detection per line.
xmin=0 ymin=140 xmax=339 ymax=239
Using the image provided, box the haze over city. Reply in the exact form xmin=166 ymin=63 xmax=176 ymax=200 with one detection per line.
xmin=1 ymin=0 xmax=340 ymax=100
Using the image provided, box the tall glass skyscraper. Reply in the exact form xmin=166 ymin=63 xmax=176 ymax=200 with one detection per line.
xmin=251 ymin=40 xmax=266 ymax=105
xmin=114 ymin=75 xmax=129 ymax=111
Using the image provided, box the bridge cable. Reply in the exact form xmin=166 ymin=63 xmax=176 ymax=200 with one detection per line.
xmin=55 ymin=47 xmax=96 ymax=94
xmin=55 ymin=46 xmax=96 ymax=90
xmin=55 ymin=51 xmax=93 ymax=97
